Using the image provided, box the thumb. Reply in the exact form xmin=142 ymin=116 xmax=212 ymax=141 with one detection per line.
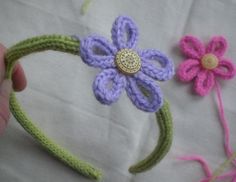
xmin=0 ymin=79 xmax=12 ymax=135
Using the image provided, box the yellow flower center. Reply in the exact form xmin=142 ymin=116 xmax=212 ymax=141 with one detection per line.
xmin=115 ymin=49 xmax=141 ymax=75
xmin=201 ymin=54 xmax=219 ymax=70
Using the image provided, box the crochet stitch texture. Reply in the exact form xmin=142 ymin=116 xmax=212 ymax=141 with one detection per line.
xmin=177 ymin=35 xmax=235 ymax=96
xmin=80 ymin=16 xmax=174 ymax=112
xmin=4 ymin=16 xmax=174 ymax=181
xmin=177 ymin=35 xmax=236 ymax=181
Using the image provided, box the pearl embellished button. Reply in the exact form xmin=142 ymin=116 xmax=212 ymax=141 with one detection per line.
xmin=115 ymin=49 xmax=141 ymax=75
xmin=201 ymin=54 xmax=219 ymax=70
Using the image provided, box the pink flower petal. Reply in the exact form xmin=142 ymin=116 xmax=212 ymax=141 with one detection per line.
xmin=180 ymin=35 xmax=205 ymax=59
xmin=206 ymin=36 xmax=227 ymax=58
xmin=194 ymin=70 xmax=215 ymax=96
xmin=213 ymin=59 xmax=236 ymax=79
xmin=177 ymin=59 xmax=201 ymax=82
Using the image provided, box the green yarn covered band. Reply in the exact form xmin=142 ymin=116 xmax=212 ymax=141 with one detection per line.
xmin=4 ymin=34 xmax=173 ymax=180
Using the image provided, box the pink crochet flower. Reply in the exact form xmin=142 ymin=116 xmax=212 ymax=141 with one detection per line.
xmin=177 ymin=35 xmax=236 ymax=96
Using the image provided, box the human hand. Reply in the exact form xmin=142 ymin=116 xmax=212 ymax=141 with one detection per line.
xmin=0 ymin=44 xmax=27 ymax=134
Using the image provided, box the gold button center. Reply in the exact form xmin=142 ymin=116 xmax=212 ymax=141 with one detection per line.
xmin=201 ymin=54 xmax=219 ymax=70
xmin=115 ymin=49 xmax=141 ymax=75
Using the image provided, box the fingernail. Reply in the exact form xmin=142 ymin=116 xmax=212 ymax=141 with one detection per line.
xmin=0 ymin=79 xmax=13 ymax=98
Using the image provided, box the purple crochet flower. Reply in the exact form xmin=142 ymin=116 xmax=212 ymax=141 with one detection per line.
xmin=80 ymin=16 xmax=174 ymax=112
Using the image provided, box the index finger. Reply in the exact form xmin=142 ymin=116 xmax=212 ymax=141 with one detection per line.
xmin=0 ymin=43 xmax=27 ymax=91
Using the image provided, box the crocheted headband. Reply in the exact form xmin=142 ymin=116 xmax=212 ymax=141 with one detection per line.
xmin=4 ymin=16 xmax=174 ymax=180
xmin=177 ymin=35 xmax=236 ymax=181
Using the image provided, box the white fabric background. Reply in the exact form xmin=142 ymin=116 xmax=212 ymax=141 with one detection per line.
xmin=0 ymin=0 xmax=236 ymax=181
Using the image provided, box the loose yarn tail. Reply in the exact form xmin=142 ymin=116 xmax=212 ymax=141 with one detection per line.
xmin=177 ymin=155 xmax=212 ymax=177
xmin=209 ymin=151 xmax=236 ymax=182
xmin=178 ymin=81 xmax=236 ymax=181
xmin=215 ymin=81 xmax=235 ymax=165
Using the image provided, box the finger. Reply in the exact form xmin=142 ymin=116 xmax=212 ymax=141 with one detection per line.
xmin=12 ymin=62 xmax=27 ymax=92
xmin=0 ymin=44 xmax=27 ymax=92
xmin=0 ymin=44 xmax=6 ymax=83
xmin=0 ymin=79 xmax=12 ymax=135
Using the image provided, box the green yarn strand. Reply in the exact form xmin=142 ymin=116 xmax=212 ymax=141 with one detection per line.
xmin=4 ymin=34 xmax=173 ymax=180
xmin=5 ymin=35 xmax=79 ymax=78
xmin=129 ymin=100 xmax=173 ymax=173
xmin=10 ymin=92 xmax=102 ymax=180
xmin=5 ymin=35 xmax=101 ymax=180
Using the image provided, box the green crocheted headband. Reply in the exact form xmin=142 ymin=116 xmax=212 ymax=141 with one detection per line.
xmin=5 ymin=16 xmax=174 ymax=180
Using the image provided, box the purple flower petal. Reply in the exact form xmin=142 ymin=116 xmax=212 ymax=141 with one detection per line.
xmin=80 ymin=35 xmax=117 ymax=69
xmin=93 ymin=69 xmax=126 ymax=105
xmin=139 ymin=49 xmax=174 ymax=81
xmin=111 ymin=16 xmax=138 ymax=50
xmin=126 ymin=72 xmax=163 ymax=112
